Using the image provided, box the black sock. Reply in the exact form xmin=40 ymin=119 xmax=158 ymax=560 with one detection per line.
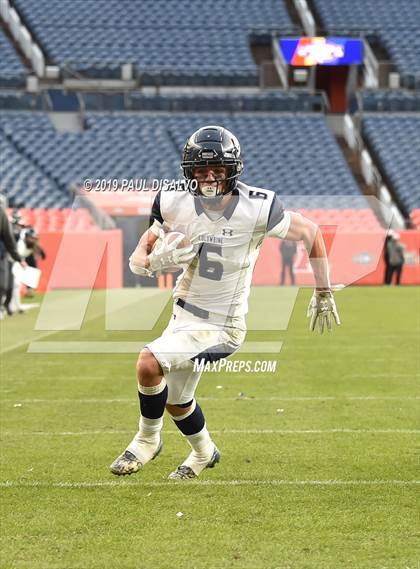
xmin=138 ymin=379 xmax=168 ymax=419
xmin=171 ymin=400 xmax=205 ymax=436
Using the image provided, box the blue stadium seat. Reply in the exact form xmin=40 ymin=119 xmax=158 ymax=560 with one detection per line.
xmin=1 ymin=111 xmax=364 ymax=209
xmin=12 ymin=0 xmax=296 ymax=85
xmin=362 ymin=115 xmax=420 ymax=212
xmin=358 ymin=90 xmax=420 ymax=112
xmin=0 ymin=129 xmax=68 ymax=207
xmin=0 ymin=91 xmax=43 ymax=110
xmin=0 ymin=30 xmax=27 ymax=88
xmin=312 ymin=0 xmax=420 ymax=85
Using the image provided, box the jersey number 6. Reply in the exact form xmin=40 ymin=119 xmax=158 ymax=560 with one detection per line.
xmin=198 ymin=244 xmax=223 ymax=281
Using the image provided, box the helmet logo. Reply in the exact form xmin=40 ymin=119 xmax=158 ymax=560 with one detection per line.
xmin=199 ymin=149 xmax=217 ymax=159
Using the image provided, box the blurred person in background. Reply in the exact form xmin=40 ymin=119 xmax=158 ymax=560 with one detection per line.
xmin=279 ymin=239 xmax=297 ymax=285
xmin=385 ymin=232 xmax=405 ymax=285
xmin=383 ymin=230 xmax=393 ymax=284
xmin=17 ymin=227 xmax=46 ymax=298
xmin=0 ymin=207 xmax=25 ymax=320
xmin=3 ymin=210 xmax=26 ymax=315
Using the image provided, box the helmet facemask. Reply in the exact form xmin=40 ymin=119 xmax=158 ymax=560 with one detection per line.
xmin=192 ymin=165 xmax=235 ymax=202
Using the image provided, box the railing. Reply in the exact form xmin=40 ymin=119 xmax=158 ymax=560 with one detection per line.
xmin=1 ymin=1 xmax=46 ymax=77
xmin=363 ymin=39 xmax=379 ymax=88
xmin=293 ymin=0 xmax=315 ymax=36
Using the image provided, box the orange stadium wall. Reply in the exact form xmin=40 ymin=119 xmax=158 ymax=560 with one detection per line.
xmin=34 ymin=230 xmax=123 ymax=291
xmin=253 ymin=230 xmax=420 ymax=286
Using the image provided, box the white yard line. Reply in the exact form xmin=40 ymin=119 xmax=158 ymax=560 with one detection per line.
xmin=2 ymin=429 xmax=419 ymax=436
xmin=1 ymin=396 xmax=418 ymax=404
xmin=0 ymin=479 xmax=418 ymax=489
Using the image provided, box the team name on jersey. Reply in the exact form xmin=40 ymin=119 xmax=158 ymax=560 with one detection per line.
xmin=195 ymin=233 xmax=226 ymax=245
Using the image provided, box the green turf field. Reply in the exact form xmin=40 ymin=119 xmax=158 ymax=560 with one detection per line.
xmin=1 ymin=286 xmax=419 ymax=569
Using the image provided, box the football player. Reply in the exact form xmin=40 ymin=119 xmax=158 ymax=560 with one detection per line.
xmin=110 ymin=125 xmax=340 ymax=480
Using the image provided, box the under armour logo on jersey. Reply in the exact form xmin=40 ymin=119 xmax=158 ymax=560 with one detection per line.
xmin=222 ymin=228 xmax=234 ymax=236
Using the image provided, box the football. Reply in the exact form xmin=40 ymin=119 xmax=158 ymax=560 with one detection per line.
xmin=164 ymin=231 xmax=191 ymax=250
xmin=157 ymin=231 xmax=193 ymax=272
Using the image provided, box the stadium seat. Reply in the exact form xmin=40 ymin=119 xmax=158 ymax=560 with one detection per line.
xmin=0 ymin=30 xmax=27 ymax=88
xmin=12 ymin=0 xmax=296 ymax=85
xmin=357 ymin=90 xmax=420 ymax=113
xmin=362 ymin=115 xmax=420 ymax=214
xmin=297 ymin=209 xmax=381 ymax=230
xmin=312 ymin=0 xmax=420 ymax=86
xmin=1 ymin=111 xmax=368 ymax=211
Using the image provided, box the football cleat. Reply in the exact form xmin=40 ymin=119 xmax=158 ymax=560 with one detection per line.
xmin=168 ymin=445 xmax=220 ymax=480
xmin=168 ymin=465 xmax=197 ymax=480
xmin=110 ymin=440 xmax=163 ymax=476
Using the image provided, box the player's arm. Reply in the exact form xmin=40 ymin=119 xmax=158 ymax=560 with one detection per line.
xmin=284 ymin=212 xmax=330 ymax=290
xmin=128 ymin=227 xmax=159 ymax=276
xmin=267 ymin=206 xmax=340 ymax=333
xmin=286 ymin=212 xmax=340 ymax=333
xmin=128 ymin=190 xmax=164 ymax=276
xmin=266 ymin=199 xmax=330 ymax=288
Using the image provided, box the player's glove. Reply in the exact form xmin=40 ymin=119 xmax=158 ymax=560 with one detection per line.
xmin=128 ymin=257 xmax=153 ymax=277
xmin=148 ymin=231 xmax=196 ymax=273
xmin=307 ymin=289 xmax=341 ymax=334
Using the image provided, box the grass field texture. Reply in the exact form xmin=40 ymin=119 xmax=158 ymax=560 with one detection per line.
xmin=0 ymin=286 xmax=419 ymax=569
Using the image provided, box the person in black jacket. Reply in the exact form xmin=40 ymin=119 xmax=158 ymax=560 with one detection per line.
xmin=385 ymin=233 xmax=405 ymax=285
xmin=383 ymin=231 xmax=394 ymax=285
xmin=4 ymin=210 xmax=26 ymax=314
xmin=0 ymin=207 xmax=25 ymax=319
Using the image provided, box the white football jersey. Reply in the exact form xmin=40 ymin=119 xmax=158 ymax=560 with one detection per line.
xmin=149 ymin=181 xmax=291 ymax=317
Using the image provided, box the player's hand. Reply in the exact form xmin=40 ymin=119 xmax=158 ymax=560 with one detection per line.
xmin=148 ymin=231 xmax=195 ymax=272
xmin=307 ymin=290 xmax=341 ymax=334
xmin=128 ymin=255 xmax=152 ymax=277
